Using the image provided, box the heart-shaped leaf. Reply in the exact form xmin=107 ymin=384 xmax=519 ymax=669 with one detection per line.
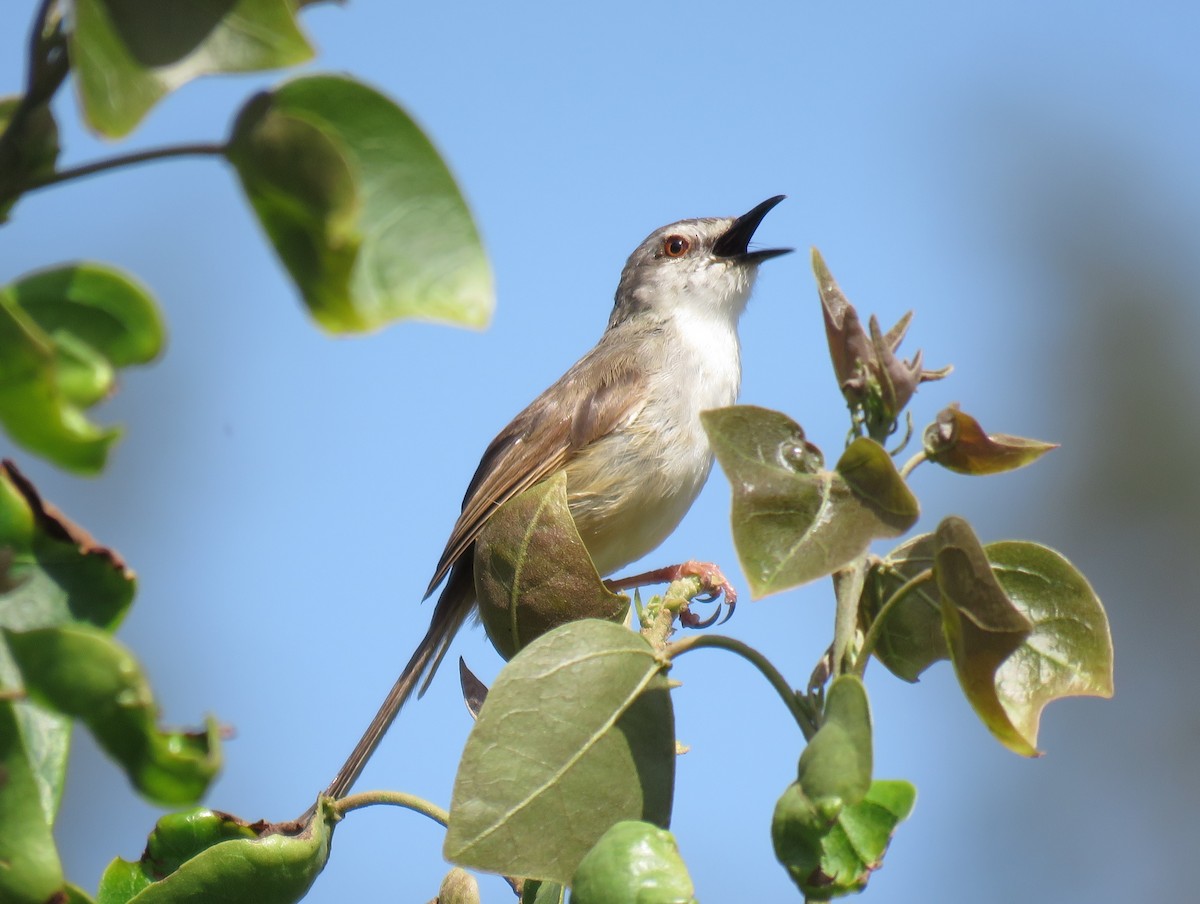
xmin=702 ymin=406 xmax=917 ymax=597
xmin=445 ymin=620 xmax=674 ymax=885
xmin=228 ymin=74 xmax=493 ymax=333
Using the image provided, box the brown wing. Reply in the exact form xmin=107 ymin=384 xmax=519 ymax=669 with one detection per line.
xmin=424 ymin=336 xmax=650 ymax=598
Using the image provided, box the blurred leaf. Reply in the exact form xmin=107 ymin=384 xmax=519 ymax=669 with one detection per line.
xmin=773 ymin=779 xmax=915 ymax=900
xmin=228 ymin=74 xmax=493 ymax=332
xmin=0 ymin=265 xmax=164 ymax=473
xmin=984 ymin=541 xmax=1114 ymax=747
xmin=70 ymin=0 xmax=314 ymax=138
xmin=96 ymin=805 xmax=332 ymax=904
xmin=924 ymin=405 xmax=1057 ymax=475
xmin=437 ymin=867 xmax=480 ymax=904
xmin=702 ymin=406 xmax=916 ymax=597
xmin=475 ymin=472 xmax=627 ymax=659
xmin=861 ymin=534 xmax=946 ymax=682
xmin=445 ymin=620 xmax=674 ymax=885
xmin=0 ymin=95 xmax=59 ymax=220
xmin=569 ymin=821 xmax=696 ymax=904
xmin=6 ymin=624 xmax=220 ymax=806
xmin=0 ymin=702 xmax=65 ymax=904
xmin=0 ymin=460 xmax=135 ymax=820
xmin=935 ymin=517 xmax=1037 ymax=755
xmin=66 ymin=884 xmax=97 ymax=904
xmin=797 ymin=676 xmax=872 ymax=808
xmin=522 ymin=880 xmax=566 ymax=904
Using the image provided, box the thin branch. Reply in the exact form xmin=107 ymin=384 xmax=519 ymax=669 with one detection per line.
xmin=334 ymin=790 xmax=449 ymax=827
xmin=668 ymin=633 xmax=819 ymax=740
xmin=855 ymin=567 xmax=935 ymax=673
xmin=21 ymin=142 xmax=230 ymax=194
xmin=830 ymin=559 xmax=866 ymax=676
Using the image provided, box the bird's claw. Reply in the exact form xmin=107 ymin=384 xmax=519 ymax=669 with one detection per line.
xmin=677 ymin=561 xmax=737 ymax=628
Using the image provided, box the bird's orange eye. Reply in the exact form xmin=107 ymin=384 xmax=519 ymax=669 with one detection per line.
xmin=663 ymin=235 xmax=690 ymax=258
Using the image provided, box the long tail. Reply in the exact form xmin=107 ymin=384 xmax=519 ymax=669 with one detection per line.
xmin=319 ymin=565 xmax=474 ymax=803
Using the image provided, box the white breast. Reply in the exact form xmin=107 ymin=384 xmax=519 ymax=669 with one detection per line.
xmin=565 ymin=306 xmax=742 ymax=576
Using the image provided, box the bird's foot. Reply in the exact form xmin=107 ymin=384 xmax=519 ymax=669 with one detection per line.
xmin=606 ymin=560 xmax=737 ymax=628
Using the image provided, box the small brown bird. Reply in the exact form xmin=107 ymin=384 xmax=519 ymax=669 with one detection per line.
xmin=322 ymin=196 xmax=790 ymax=800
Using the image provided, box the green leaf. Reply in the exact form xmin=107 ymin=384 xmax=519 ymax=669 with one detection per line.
xmin=702 ymin=406 xmax=917 ymax=597
xmin=70 ymin=0 xmax=314 ymax=138
xmin=797 ymin=675 xmax=872 ymax=808
xmin=772 ymin=779 xmax=915 ymax=900
xmin=522 ymin=879 xmax=566 ymax=904
xmin=6 ymin=624 xmax=221 ymax=806
xmin=0 ymin=460 xmax=136 ymax=821
xmin=0 ymin=265 xmax=164 ymax=473
xmin=983 ymin=541 xmax=1114 ymax=748
xmin=0 ymin=95 xmax=60 ymax=221
xmin=96 ymin=804 xmax=332 ymax=904
xmin=228 ymin=74 xmax=493 ymax=332
xmin=861 ymin=534 xmax=946 ymax=682
xmin=0 ymin=702 xmax=65 ymax=904
xmin=935 ymin=517 xmax=1037 ymax=756
xmin=475 ymin=472 xmax=628 ymax=659
xmin=924 ymin=405 xmax=1057 ymax=475
xmin=445 ymin=620 xmax=674 ymax=885
xmin=569 ymin=821 xmax=696 ymax=904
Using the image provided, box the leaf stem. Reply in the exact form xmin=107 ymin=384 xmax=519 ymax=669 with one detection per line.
xmin=334 ymin=790 xmax=449 ymax=827
xmin=830 ymin=558 xmax=866 ymax=676
xmin=668 ymin=633 xmax=819 ymax=740
xmin=22 ymin=142 xmax=230 ymax=194
xmin=855 ymin=567 xmax=934 ymax=674
xmin=899 ymin=450 xmax=926 ymax=479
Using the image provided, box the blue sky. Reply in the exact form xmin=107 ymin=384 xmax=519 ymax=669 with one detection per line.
xmin=4 ymin=2 xmax=1199 ymax=901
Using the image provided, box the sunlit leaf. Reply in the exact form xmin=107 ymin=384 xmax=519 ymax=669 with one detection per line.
xmin=0 ymin=265 xmax=164 ymax=473
xmin=569 ymin=821 xmax=696 ymax=904
xmin=474 ymin=472 xmax=627 ymax=659
xmin=229 ymin=74 xmax=493 ymax=332
xmin=924 ymin=405 xmax=1057 ymax=475
xmin=702 ymin=406 xmax=916 ymax=597
xmin=95 ymin=805 xmax=332 ymax=904
xmin=0 ymin=702 xmax=65 ymax=904
xmin=7 ymin=624 xmax=221 ymax=806
xmin=70 ymin=0 xmax=314 ymax=138
xmin=985 ymin=541 xmax=1114 ymax=748
xmin=446 ymin=621 xmax=674 ymax=885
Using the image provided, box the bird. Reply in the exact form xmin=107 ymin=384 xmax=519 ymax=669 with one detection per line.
xmin=321 ymin=196 xmax=791 ymax=802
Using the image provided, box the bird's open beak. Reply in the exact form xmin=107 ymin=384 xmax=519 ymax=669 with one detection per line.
xmin=712 ymin=195 xmax=793 ymax=263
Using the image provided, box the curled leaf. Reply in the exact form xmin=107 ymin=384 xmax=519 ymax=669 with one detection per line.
xmin=95 ymin=804 xmax=332 ymax=904
xmin=861 ymin=534 xmax=945 ymax=682
xmin=473 ymin=472 xmax=628 ymax=660
xmin=772 ymin=779 xmax=915 ymax=900
xmin=924 ymin=405 xmax=1057 ymax=475
xmin=797 ymin=675 xmax=872 ymax=808
xmin=6 ymin=624 xmax=220 ymax=806
xmin=934 ymin=518 xmax=1036 ymax=755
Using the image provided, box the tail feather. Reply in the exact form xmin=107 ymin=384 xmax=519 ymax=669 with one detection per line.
xmin=320 ymin=564 xmax=474 ymax=802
